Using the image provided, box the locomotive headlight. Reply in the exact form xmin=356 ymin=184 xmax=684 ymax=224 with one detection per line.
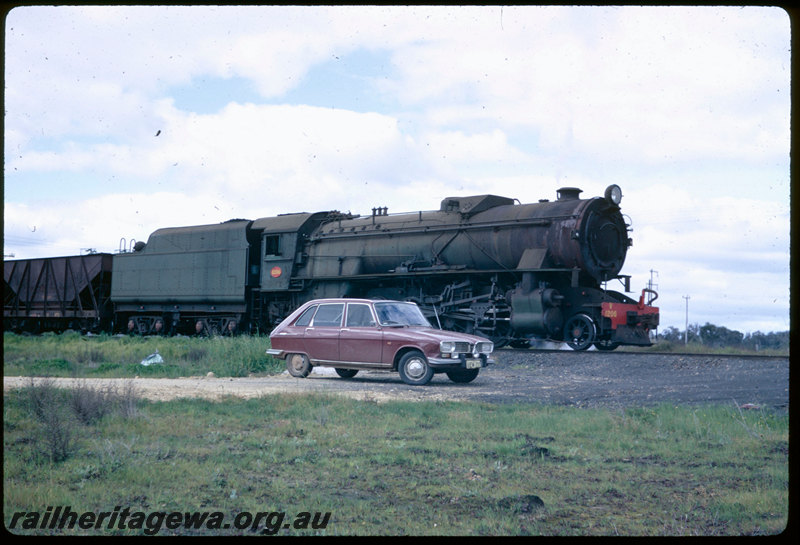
xmin=605 ymin=184 xmax=622 ymax=205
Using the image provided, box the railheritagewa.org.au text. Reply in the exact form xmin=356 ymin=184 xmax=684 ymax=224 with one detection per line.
xmin=8 ymin=506 xmax=332 ymax=535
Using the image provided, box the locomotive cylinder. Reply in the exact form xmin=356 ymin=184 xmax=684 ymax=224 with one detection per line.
xmin=508 ymin=286 xmax=564 ymax=336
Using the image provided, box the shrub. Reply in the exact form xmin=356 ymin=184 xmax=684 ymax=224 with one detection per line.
xmin=19 ymin=378 xmax=143 ymax=463
xmin=25 ymin=377 xmax=75 ymax=463
xmin=70 ymin=380 xmax=115 ymax=425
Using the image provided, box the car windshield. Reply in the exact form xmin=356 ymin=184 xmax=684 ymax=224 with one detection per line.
xmin=374 ymin=302 xmax=431 ymax=327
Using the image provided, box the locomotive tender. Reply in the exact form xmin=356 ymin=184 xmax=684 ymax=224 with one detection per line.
xmin=4 ymin=185 xmax=659 ymax=350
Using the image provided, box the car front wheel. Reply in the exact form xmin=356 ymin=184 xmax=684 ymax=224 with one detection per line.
xmin=446 ymin=368 xmax=480 ymax=383
xmin=286 ymin=353 xmax=312 ymax=378
xmin=397 ymin=351 xmax=434 ymax=386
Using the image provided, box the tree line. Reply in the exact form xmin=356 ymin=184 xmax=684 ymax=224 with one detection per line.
xmin=657 ymin=323 xmax=789 ymax=352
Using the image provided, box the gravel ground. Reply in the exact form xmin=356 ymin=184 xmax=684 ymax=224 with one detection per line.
xmin=485 ymin=351 xmax=790 ymax=411
xmin=4 ymin=351 xmax=789 ymax=412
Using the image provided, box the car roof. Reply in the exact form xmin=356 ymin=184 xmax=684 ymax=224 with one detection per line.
xmin=301 ymin=298 xmax=415 ymax=305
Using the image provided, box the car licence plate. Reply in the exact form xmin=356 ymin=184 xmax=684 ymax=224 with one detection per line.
xmin=466 ymin=359 xmax=481 ymax=369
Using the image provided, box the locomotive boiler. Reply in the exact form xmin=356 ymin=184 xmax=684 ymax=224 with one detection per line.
xmin=4 ymin=185 xmax=659 ymax=350
xmin=292 ymin=184 xmax=658 ymax=349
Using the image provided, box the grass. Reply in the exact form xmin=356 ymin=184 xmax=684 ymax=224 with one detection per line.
xmin=640 ymin=340 xmax=788 ymax=357
xmin=3 ymin=332 xmax=789 ymax=535
xmin=3 ymin=385 xmax=789 ymax=536
xmin=3 ymin=331 xmax=284 ymax=378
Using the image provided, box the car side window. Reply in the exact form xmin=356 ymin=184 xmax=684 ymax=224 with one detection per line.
xmin=311 ymin=303 xmax=344 ymax=327
xmin=346 ymin=303 xmax=376 ymax=327
xmin=294 ymin=305 xmax=318 ymax=327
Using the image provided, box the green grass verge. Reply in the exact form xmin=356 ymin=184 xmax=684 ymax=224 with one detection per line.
xmin=3 ymin=385 xmax=788 ymax=536
xmin=640 ymin=340 xmax=788 ymax=357
xmin=3 ymin=332 xmax=284 ymax=378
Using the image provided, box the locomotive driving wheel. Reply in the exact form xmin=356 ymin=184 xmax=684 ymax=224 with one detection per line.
xmin=563 ymin=314 xmax=596 ymax=351
xmin=594 ymin=340 xmax=620 ymax=351
xmin=485 ymin=323 xmax=512 ymax=349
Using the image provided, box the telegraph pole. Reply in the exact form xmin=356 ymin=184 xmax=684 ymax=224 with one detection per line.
xmin=683 ymin=295 xmax=690 ymax=344
xmin=648 ymin=269 xmax=659 ymax=292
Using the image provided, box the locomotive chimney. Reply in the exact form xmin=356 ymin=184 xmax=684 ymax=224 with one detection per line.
xmin=556 ymin=187 xmax=582 ymax=201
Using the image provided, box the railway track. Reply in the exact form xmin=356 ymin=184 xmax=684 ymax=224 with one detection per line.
xmin=499 ymin=347 xmax=788 ymax=360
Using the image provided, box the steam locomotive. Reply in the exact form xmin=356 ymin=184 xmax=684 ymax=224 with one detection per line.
xmin=4 ymin=185 xmax=659 ymax=350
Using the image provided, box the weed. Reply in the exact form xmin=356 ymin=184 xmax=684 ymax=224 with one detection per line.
xmin=39 ymin=403 xmax=75 ymax=463
xmin=76 ymin=348 xmax=107 ymax=365
xmin=3 ymin=393 xmax=788 ymax=536
xmin=23 ymin=378 xmax=75 ymax=463
xmin=11 ymin=378 xmax=143 ymax=465
xmin=185 ymin=347 xmax=208 ymax=362
xmin=116 ymin=380 xmax=140 ymax=418
xmin=25 ymin=377 xmax=60 ymax=422
xmin=70 ymin=380 xmax=114 ymax=425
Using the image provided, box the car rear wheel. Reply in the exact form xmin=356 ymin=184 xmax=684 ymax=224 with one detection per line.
xmin=397 ymin=351 xmax=434 ymax=386
xmin=335 ymin=368 xmax=359 ymax=378
xmin=286 ymin=353 xmax=312 ymax=378
xmin=446 ymin=368 xmax=480 ymax=383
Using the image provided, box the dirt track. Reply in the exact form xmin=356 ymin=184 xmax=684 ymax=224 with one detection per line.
xmin=3 ymin=351 xmax=789 ymax=411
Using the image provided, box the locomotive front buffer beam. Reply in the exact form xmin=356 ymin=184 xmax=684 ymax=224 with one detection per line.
xmin=509 ymin=271 xmax=659 ymax=350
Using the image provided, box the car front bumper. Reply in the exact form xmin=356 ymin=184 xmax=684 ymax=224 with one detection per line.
xmin=428 ymin=354 xmax=494 ymax=369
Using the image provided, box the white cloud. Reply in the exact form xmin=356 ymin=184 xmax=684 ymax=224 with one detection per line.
xmin=4 ymin=192 xmax=244 ymax=258
xmin=388 ymin=6 xmax=791 ymax=165
xmin=144 ymin=103 xmax=423 ymax=207
xmin=620 ymin=184 xmax=790 ymax=332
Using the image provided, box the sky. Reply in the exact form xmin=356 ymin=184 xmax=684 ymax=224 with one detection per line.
xmin=3 ymin=5 xmax=791 ymax=334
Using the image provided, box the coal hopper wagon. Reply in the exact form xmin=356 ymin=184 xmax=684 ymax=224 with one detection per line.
xmin=3 ymin=253 xmax=114 ymax=333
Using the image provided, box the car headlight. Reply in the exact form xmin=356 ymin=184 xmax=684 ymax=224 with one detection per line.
xmin=475 ymin=341 xmax=494 ymax=354
xmin=440 ymin=341 xmax=457 ymax=354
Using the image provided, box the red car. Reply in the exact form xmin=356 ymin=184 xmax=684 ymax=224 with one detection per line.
xmin=266 ymin=298 xmax=494 ymax=385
